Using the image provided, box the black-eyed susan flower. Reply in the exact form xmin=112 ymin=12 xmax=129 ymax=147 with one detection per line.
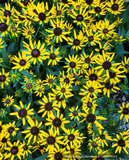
xmin=45 ymin=111 xmax=70 ymax=135
xmin=0 ymin=68 xmax=10 ymax=89
xmin=80 ymin=109 xmax=107 ymax=129
xmin=49 ymin=88 xmax=67 ymax=109
xmin=68 ymin=30 xmax=86 ymax=50
xmin=88 ymin=137 xmax=101 ymax=152
xmin=10 ymin=23 xmax=21 ymax=37
xmin=91 ymin=149 xmax=110 ymax=160
xmin=21 ymin=141 xmax=32 ymax=159
xmin=46 ymin=46 xmax=62 ymax=66
xmin=23 ymin=39 xmax=48 ymax=65
xmin=118 ymin=102 xmax=129 ymax=122
xmin=34 ymin=85 xmax=44 ymax=97
xmin=39 ymin=128 xmax=64 ymax=153
xmin=64 ymin=54 xmax=82 ymax=74
xmin=69 ymin=106 xmax=82 ymax=121
xmin=13 ymin=10 xmax=28 ymax=25
xmin=107 ymin=0 xmax=125 ymax=15
xmin=32 ymin=141 xmax=47 ymax=155
xmin=0 ymin=17 xmax=11 ymax=37
xmin=0 ymin=108 xmax=7 ymax=117
xmin=45 ymin=18 xmax=70 ymax=43
xmin=83 ymin=0 xmax=97 ymax=8
xmin=17 ymin=0 xmax=34 ymax=8
xmin=9 ymin=70 xmax=21 ymax=82
xmin=5 ymin=140 xmax=24 ymax=160
xmin=43 ymin=73 xmax=56 ymax=88
xmin=12 ymin=52 xmax=31 ymax=71
xmin=10 ymin=101 xmax=34 ymax=126
xmin=0 ymin=134 xmax=10 ymax=150
xmin=64 ymin=21 xmax=73 ymax=32
xmin=22 ymin=25 xmax=35 ymax=39
xmin=112 ymin=133 xmax=129 ymax=154
xmin=22 ymin=119 xmax=48 ymax=144
xmin=21 ymin=79 xmax=35 ymax=93
xmin=45 ymin=37 xmax=54 ymax=45
xmin=38 ymin=95 xmax=59 ymax=118
xmin=55 ymin=3 xmax=67 ymax=18
xmin=3 ymin=121 xmax=19 ymax=137
xmin=1 ymin=95 xmax=14 ymax=107
xmin=36 ymin=79 xmax=44 ymax=87
xmin=15 ymin=90 xmax=21 ymax=97
xmin=121 ymin=56 xmax=129 ymax=73
xmin=56 ymin=82 xmax=74 ymax=99
xmin=82 ymin=97 xmax=97 ymax=111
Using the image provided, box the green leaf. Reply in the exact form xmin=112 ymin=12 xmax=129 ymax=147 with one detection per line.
xmin=73 ymin=86 xmax=80 ymax=91
xmin=17 ymin=131 xmax=23 ymax=140
xmin=20 ymin=37 xmax=25 ymax=49
xmin=27 ymin=153 xmax=34 ymax=160
xmin=34 ymin=153 xmax=48 ymax=160
xmin=65 ymin=121 xmax=75 ymax=129
xmin=2 ymin=52 xmax=9 ymax=65
xmin=20 ymin=71 xmax=32 ymax=78
xmin=7 ymin=42 xmax=15 ymax=53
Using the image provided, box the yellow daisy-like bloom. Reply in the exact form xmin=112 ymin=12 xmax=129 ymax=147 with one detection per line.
xmin=88 ymin=137 xmax=101 ymax=152
xmin=38 ymin=95 xmax=60 ymax=118
xmin=10 ymin=23 xmax=21 ymax=37
xmin=0 ymin=3 xmax=15 ymax=20
xmin=49 ymin=88 xmax=67 ymax=109
xmin=3 ymin=121 xmax=19 ymax=137
xmin=103 ymin=81 xmax=120 ymax=98
xmin=64 ymin=21 xmax=73 ymax=32
xmin=98 ymin=18 xmax=116 ymax=39
xmin=12 ymin=52 xmax=31 ymax=71
xmin=46 ymin=46 xmax=62 ymax=66
xmin=8 ymin=54 xmax=14 ymax=64
xmin=69 ymin=106 xmax=82 ymax=121
xmin=63 ymin=128 xmax=86 ymax=147
xmin=39 ymin=128 xmax=64 ymax=154
xmin=45 ymin=18 xmax=70 ymax=43
xmin=82 ymin=97 xmax=97 ymax=112
xmin=43 ymin=73 xmax=56 ymax=88
xmin=34 ymin=85 xmax=44 ymax=97
xmin=68 ymin=30 xmax=86 ymax=50
xmin=48 ymin=145 xmax=69 ymax=160
xmin=0 ymin=68 xmax=10 ymax=89
xmin=0 ymin=38 xmax=4 ymax=48
xmin=121 ymin=56 xmax=129 ymax=73
xmin=21 ymin=141 xmax=32 ymax=159
xmin=0 ymin=134 xmax=10 ymax=150
xmin=80 ymin=109 xmax=107 ymax=130
xmin=0 ymin=17 xmax=11 ymax=37
xmin=56 ymin=82 xmax=74 ymax=99
xmin=22 ymin=25 xmax=35 ymax=39
xmin=36 ymin=79 xmax=44 ymax=87
xmin=92 ymin=149 xmax=111 ymax=160
xmin=115 ymin=17 xmax=123 ymax=26
xmin=1 ymin=95 xmax=14 ymax=107
xmin=22 ymin=79 xmax=35 ymax=93
xmin=32 ymin=141 xmax=47 ymax=155
xmin=64 ymin=54 xmax=82 ymax=74
xmin=4 ymin=140 xmax=24 ymax=160
xmin=79 ymin=80 xmax=103 ymax=100
xmin=45 ymin=110 xmax=70 ymax=135
xmin=106 ymin=0 xmax=125 ymax=15
xmin=17 ymin=0 xmax=34 ymax=8
xmin=45 ymin=37 xmax=54 ymax=45
xmin=23 ymin=38 xmax=48 ymax=65
xmin=83 ymin=0 xmax=97 ymax=8
xmin=112 ymin=133 xmax=129 ymax=154
xmin=54 ymin=3 xmax=67 ymax=18
xmin=118 ymin=102 xmax=129 ymax=122
xmin=113 ymin=34 xmax=126 ymax=43
xmin=22 ymin=119 xmax=48 ymax=144
xmin=10 ymin=101 xmax=34 ymax=126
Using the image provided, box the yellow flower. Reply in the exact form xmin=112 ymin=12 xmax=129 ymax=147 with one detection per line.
xmin=69 ymin=106 xmax=82 ymax=121
xmin=88 ymin=137 xmax=101 ymax=152
xmin=34 ymin=85 xmax=44 ymax=97
xmin=43 ymin=73 xmax=56 ymax=88
xmin=121 ymin=56 xmax=129 ymax=73
xmin=118 ymin=102 xmax=129 ymax=122
xmin=21 ymin=141 xmax=32 ymax=159
xmin=0 ymin=68 xmax=10 ymax=89
xmin=1 ymin=95 xmax=14 ymax=107
xmin=0 ymin=17 xmax=11 ymax=37
xmin=22 ymin=25 xmax=35 ymax=39
xmin=10 ymin=23 xmax=21 ymax=37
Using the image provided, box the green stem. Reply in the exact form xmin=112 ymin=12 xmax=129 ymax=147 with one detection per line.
xmin=33 ymin=25 xmax=40 ymax=41
xmin=0 ymin=49 xmax=13 ymax=56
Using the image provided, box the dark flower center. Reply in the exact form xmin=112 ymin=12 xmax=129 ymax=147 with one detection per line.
xmin=23 ymin=0 xmax=30 ymax=6
xmin=23 ymin=145 xmax=28 ymax=150
xmin=76 ymin=15 xmax=83 ymax=21
xmin=33 ymin=9 xmax=38 ymax=14
xmin=54 ymin=27 xmax=62 ymax=36
xmin=118 ymin=139 xmax=125 ymax=147
xmin=109 ymin=72 xmax=116 ymax=78
xmin=26 ymin=83 xmax=32 ymax=89
xmin=11 ymin=146 xmax=18 ymax=155
xmin=12 ymin=27 xmax=17 ymax=32
xmin=8 ymin=127 xmax=14 ymax=133
xmin=86 ymin=0 xmax=93 ymax=4
xmin=57 ymin=11 xmax=61 ymax=15
xmin=53 ymin=118 xmax=61 ymax=127
xmin=48 ymin=79 xmax=53 ymax=83
xmin=87 ymin=114 xmax=96 ymax=123
xmin=88 ymin=36 xmax=94 ymax=41
xmin=68 ymin=134 xmax=75 ymax=141
xmin=50 ymin=53 xmax=56 ymax=60
xmin=111 ymin=4 xmax=119 ymax=11
xmin=47 ymin=136 xmax=55 ymax=144
xmin=38 ymin=12 xmax=46 ymax=21
xmin=4 ymin=10 xmax=11 ymax=17
xmin=0 ymin=23 xmax=8 ymax=32
xmin=85 ymin=58 xmax=90 ymax=63
xmin=100 ymin=0 xmax=106 ymax=2
xmin=70 ymin=149 xmax=74 ymax=154
xmin=2 ymin=137 xmax=7 ymax=143
xmin=76 ymin=5 xmax=80 ymax=9
xmin=85 ymin=20 xmax=89 ymax=23
xmin=62 ymin=0 xmax=68 ymax=3
xmin=31 ymin=49 xmax=40 ymax=58
xmin=73 ymin=39 xmax=80 ymax=46
xmin=73 ymin=111 xmax=78 ymax=116
xmin=87 ymin=102 xmax=92 ymax=108
xmin=96 ymin=156 xmax=104 ymax=160
xmin=89 ymin=87 xmax=94 ymax=92
xmin=28 ymin=31 xmax=31 ymax=35
xmin=18 ymin=109 xmax=27 ymax=118
xmin=18 ymin=15 xmax=25 ymax=21
xmin=103 ymin=29 xmax=109 ymax=34
xmin=31 ymin=126 xmax=39 ymax=135
xmin=125 ymin=64 xmax=129 ymax=69
xmin=45 ymin=102 xmax=53 ymax=111
xmin=19 ymin=59 xmax=26 ymax=66
xmin=103 ymin=61 xmax=111 ymax=69
xmin=89 ymin=74 xmax=97 ymax=80
xmin=70 ymin=62 xmax=76 ymax=68
xmin=100 ymin=134 xmax=105 ymax=140
xmin=54 ymin=152 xmax=63 ymax=160
xmin=95 ymin=7 xmax=101 ymax=13
xmin=39 ymin=145 xmax=44 ymax=149
xmin=6 ymin=99 xmax=10 ymax=104
xmin=105 ymin=82 xmax=113 ymax=89
xmin=56 ymin=95 xmax=64 ymax=101
xmin=122 ymin=108 xmax=129 ymax=115
xmin=92 ymin=142 xmax=98 ymax=148
xmin=61 ymin=87 xmax=66 ymax=93
xmin=64 ymin=78 xmax=69 ymax=84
